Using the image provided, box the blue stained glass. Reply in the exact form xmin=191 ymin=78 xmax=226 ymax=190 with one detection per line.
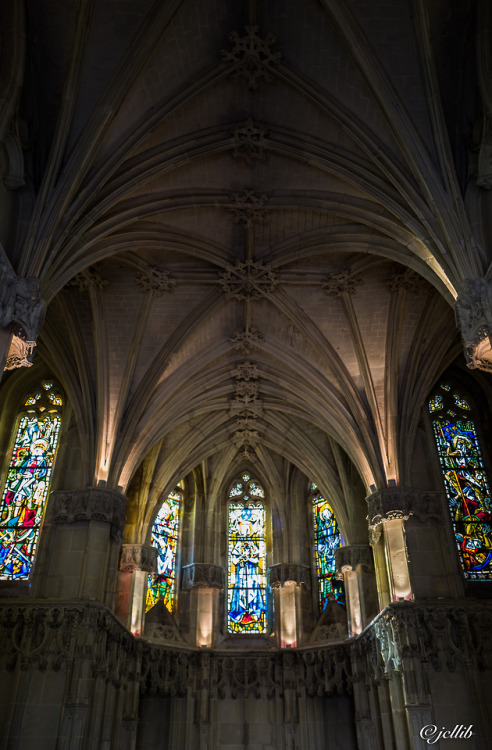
xmin=312 ymin=492 xmax=344 ymax=608
xmin=228 ymin=475 xmax=267 ymax=633
xmin=430 ymin=387 xmax=492 ymax=580
xmin=0 ymin=385 xmax=62 ymax=580
xmin=146 ymin=489 xmax=181 ymax=612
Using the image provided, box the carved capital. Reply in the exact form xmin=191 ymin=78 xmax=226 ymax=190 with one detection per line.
xmin=367 ymin=488 xmax=443 ymax=528
xmin=268 ymin=563 xmax=311 ymax=589
xmin=0 ymin=259 xmax=45 ymax=342
xmin=47 ymin=488 xmax=127 ymax=541
xmin=181 ymin=563 xmax=225 ymax=590
xmin=455 ymin=278 xmax=492 ymax=372
xmin=335 ymin=545 xmax=373 ymax=577
xmin=119 ymin=544 xmax=157 ymax=573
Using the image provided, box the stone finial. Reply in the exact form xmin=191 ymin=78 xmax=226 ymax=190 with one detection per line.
xmin=455 ymin=277 xmax=492 ymax=372
xmin=222 ymin=26 xmax=282 ymax=90
xmin=321 ymin=269 xmax=363 ymax=298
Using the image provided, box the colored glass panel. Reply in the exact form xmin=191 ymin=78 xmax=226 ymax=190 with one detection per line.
xmin=146 ymin=489 xmax=181 ymax=612
xmin=312 ymin=493 xmax=344 ymax=608
xmin=0 ymin=407 xmax=61 ymax=580
xmin=228 ymin=476 xmax=267 ymax=633
xmin=430 ymin=387 xmax=492 ymax=580
xmin=429 ymin=395 xmax=443 ymax=413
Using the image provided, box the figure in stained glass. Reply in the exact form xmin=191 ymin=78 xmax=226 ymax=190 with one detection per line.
xmin=227 ymin=475 xmax=267 ymax=633
xmin=430 ymin=387 xmax=492 ymax=580
xmin=0 ymin=384 xmax=62 ymax=580
xmin=146 ymin=488 xmax=181 ymax=612
xmin=312 ymin=490 xmax=344 ymax=608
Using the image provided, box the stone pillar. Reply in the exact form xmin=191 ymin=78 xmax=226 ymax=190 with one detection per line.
xmin=32 ymin=487 xmax=126 ymax=608
xmin=367 ymin=488 xmax=461 ymax=603
xmin=181 ymin=563 xmax=224 ymax=647
xmin=0 ymin=255 xmax=45 ymax=379
xmin=116 ymin=544 xmax=157 ymax=635
xmin=269 ymin=563 xmax=311 ymax=647
xmin=335 ymin=545 xmax=375 ymax=636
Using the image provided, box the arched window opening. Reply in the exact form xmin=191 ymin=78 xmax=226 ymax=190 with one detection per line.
xmin=146 ymin=483 xmax=183 ymax=613
xmin=228 ymin=472 xmax=267 ymax=634
xmin=429 ymin=384 xmax=492 ymax=580
xmin=0 ymin=381 xmax=63 ymax=580
xmin=311 ymin=483 xmax=344 ymax=609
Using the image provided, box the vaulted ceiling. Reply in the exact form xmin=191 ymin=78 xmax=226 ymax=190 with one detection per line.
xmin=1 ymin=0 xmax=488 ymax=536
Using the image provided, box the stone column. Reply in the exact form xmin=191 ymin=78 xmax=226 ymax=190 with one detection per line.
xmin=32 ymin=487 xmax=127 ymax=608
xmin=181 ymin=563 xmax=225 ymax=647
xmin=0 ymin=256 xmax=45 ymax=378
xmin=116 ymin=544 xmax=157 ymax=635
xmin=367 ymin=488 xmax=461 ymax=603
xmin=269 ymin=563 xmax=311 ymax=647
xmin=335 ymin=545 xmax=375 ymax=636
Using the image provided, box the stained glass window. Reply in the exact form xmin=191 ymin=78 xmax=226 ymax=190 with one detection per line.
xmin=0 ymin=383 xmax=62 ymax=580
xmin=146 ymin=486 xmax=182 ymax=612
xmin=228 ymin=474 xmax=267 ymax=633
xmin=312 ymin=488 xmax=344 ymax=608
xmin=429 ymin=386 xmax=492 ymax=580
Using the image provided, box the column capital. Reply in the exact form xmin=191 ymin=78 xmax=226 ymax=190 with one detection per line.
xmin=119 ymin=544 xmax=157 ymax=573
xmin=335 ymin=545 xmax=373 ymax=579
xmin=455 ymin=277 xmax=492 ymax=372
xmin=47 ymin=487 xmax=127 ymax=541
xmin=367 ymin=488 xmax=443 ymax=528
xmin=181 ymin=563 xmax=225 ymax=590
xmin=268 ymin=562 xmax=311 ymax=589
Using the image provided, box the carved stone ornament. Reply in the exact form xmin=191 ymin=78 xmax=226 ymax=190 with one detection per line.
xmin=321 ymin=269 xmax=363 ymax=298
xmin=334 ymin=545 xmax=373 ymax=577
xmin=367 ymin=488 xmax=443 ymax=528
xmin=229 ymin=328 xmax=264 ymax=353
xmin=232 ymin=119 xmax=268 ymax=164
xmin=4 ymin=334 xmax=35 ymax=370
xmin=269 ymin=563 xmax=311 ymax=589
xmin=181 ymin=563 xmax=225 ymax=590
xmin=230 ymin=360 xmax=259 ymax=381
xmin=455 ymin=277 xmax=492 ymax=372
xmin=47 ymin=488 xmax=127 ymax=541
xmin=68 ymin=266 xmax=108 ymax=292
xmin=134 ymin=265 xmax=176 ymax=295
xmin=386 ymin=269 xmax=424 ymax=294
xmin=220 ymin=259 xmax=278 ymax=300
xmin=222 ymin=26 xmax=282 ymax=90
xmin=119 ymin=544 xmax=157 ymax=573
xmin=0 ymin=258 xmax=45 ymax=342
xmin=225 ymin=189 xmax=269 ymax=229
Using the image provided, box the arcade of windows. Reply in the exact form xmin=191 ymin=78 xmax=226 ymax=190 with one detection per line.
xmin=1 ymin=379 xmax=491 ymax=626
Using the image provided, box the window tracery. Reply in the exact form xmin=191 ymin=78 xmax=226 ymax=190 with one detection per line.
xmin=0 ymin=381 xmax=63 ymax=580
xmin=429 ymin=384 xmax=492 ymax=580
xmin=227 ymin=473 xmax=267 ymax=633
xmin=146 ymin=483 xmax=183 ymax=612
xmin=310 ymin=483 xmax=344 ymax=609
